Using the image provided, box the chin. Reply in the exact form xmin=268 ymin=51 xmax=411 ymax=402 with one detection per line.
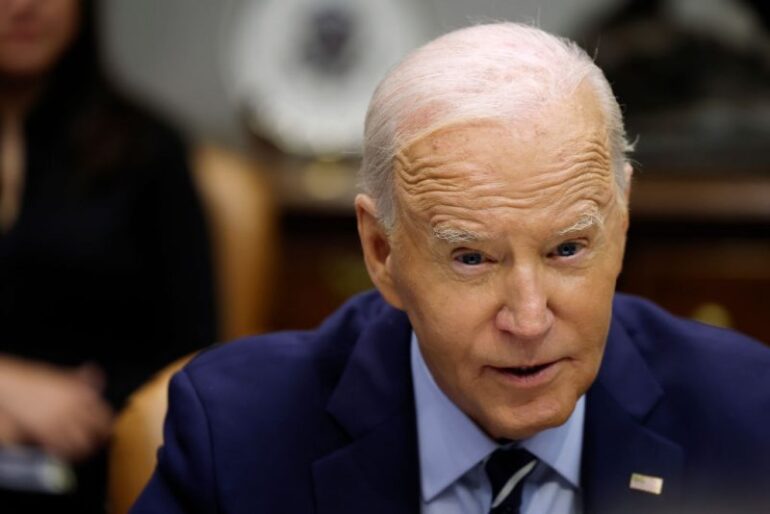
xmin=487 ymin=395 xmax=577 ymax=440
xmin=0 ymin=60 xmax=50 ymax=78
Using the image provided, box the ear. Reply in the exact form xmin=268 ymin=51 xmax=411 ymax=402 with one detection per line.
xmin=355 ymin=194 xmax=405 ymax=310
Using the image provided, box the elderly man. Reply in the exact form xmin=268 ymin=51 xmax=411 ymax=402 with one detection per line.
xmin=132 ymin=23 xmax=770 ymax=514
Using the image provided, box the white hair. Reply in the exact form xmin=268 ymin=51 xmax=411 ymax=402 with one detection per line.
xmin=359 ymin=22 xmax=633 ymax=229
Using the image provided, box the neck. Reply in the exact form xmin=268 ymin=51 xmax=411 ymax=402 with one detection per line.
xmin=0 ymin=75 xmax=46 ymax=120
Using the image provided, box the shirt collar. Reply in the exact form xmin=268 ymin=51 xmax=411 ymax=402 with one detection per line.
xmin=521 ymin=395 xmax=584 ymax=489
xmin=410 ymin=332 xmax=584 ymax=502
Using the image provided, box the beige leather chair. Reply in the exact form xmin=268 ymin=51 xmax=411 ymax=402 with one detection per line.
xmin=108 ymin=355 xmax=192 ymax=514
xmin=107 ymin=144 xmax=276 ymax=514
xmin=193 ymin=144 xmax=276 ymax=340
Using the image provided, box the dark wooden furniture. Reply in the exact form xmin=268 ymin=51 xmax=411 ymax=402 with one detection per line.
xmin=619 ymin=175 xmax=770 ymax=343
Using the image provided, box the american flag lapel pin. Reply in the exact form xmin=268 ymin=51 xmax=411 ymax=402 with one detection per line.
xmin=629 ymin=473 xmax=664 ymax=495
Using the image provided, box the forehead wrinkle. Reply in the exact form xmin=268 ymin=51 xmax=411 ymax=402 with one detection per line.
xmin=398 ymin=163 xmax=613 ymax=228
xmin=395 ymin=166 xmax=510 ymax=224
xmin=394 ymin=147 xmax=462 ymax=183
xmin=518 ymin=136 xmax=611 ymax=186
xmin=394 ymin=130 xmax=615 ymax=227
xmin=491 ymin=165 xmax=612 ymax=214
xmin=512 ymin=153 xmax=614 ymax=209
xmin=395 ymin=149 xmax=504 ymax=193
xmin=557 ymin=139 xmax=611 ymax=172
xmin=406 ymin=168 xmax=611 ymax=226
xmin=556 ymin=167 xmax=613 ymax=206
xmin=462 ymin=135 xmax=613 ymax=202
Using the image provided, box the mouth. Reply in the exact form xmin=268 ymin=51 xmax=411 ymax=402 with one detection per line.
xmin=489 ymin=360 xmax=561 ymax=387
xmin=503 ymin=363 xmax=551 ymax=377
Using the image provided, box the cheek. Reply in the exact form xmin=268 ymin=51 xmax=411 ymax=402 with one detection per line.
xmin=405 ymin=274 xmax=498 ymax=348
xmin=550 ymin=255 xmax=617 ymax=356
xmin=47 ymin=2 xmax=80 ymax=57
xmin=409 ymin=296 xmax=482 ymax=355
xmin=562 ymin=275 xmax=614 ymax=338
xmin=403 ymin=279 xmax=493 ymax=369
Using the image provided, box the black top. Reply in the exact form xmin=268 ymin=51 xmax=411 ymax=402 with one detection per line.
xmin=0 ymin=87 xmax=217 ymax=408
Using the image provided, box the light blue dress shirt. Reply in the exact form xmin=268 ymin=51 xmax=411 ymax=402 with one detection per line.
xmin=410 ymin=333 xmax=584 ymax=514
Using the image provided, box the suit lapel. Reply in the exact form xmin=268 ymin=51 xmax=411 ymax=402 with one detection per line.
xmin=312 ymin=409 xmax=420 ymax=514
xmin=312 ymin=295 xmax=688 ymax=514
xmin=582 ymin=317 xmax=685 ymax=514
xmin=313 ymin=302 xmax=420 ymax=514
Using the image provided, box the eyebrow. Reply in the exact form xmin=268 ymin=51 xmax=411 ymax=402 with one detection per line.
xmin=556 ymin=211 xmax=604 ymax=236
xmin=432 ymin=226 xmax=484 ymax=244
xmin=432 ymin=210 xmax=605 ymax=244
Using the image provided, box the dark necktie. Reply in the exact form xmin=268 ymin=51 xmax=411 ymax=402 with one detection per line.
xmin=485 ymin=447 xmax=538 ymax=514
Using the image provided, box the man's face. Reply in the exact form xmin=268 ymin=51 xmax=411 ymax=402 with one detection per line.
xmin=359 ymin=85 xmax=629 ymax=440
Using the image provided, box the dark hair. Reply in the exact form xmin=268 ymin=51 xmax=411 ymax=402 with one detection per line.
xmin=53 ymin=0 xmax=103 ymax=91
xmin=28 ymin=0 xmax=176 ymax=179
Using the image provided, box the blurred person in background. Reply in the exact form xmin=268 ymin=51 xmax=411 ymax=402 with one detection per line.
xmin=0 ymin=0 xmax=216 ymax=511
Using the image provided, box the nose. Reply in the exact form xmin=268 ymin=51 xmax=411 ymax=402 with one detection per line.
xmin=494 ymin=266 xmax=554 ymax=340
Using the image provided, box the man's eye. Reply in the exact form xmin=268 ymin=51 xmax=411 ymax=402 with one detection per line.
xmin=456 ymin=252 xmax=485 ymax=265
xmin=553 ymin=242 xmax=581 ymax=257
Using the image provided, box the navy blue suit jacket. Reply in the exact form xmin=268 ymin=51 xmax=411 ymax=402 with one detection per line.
xmin=132 ymin=292 xmax=770 ymax=513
